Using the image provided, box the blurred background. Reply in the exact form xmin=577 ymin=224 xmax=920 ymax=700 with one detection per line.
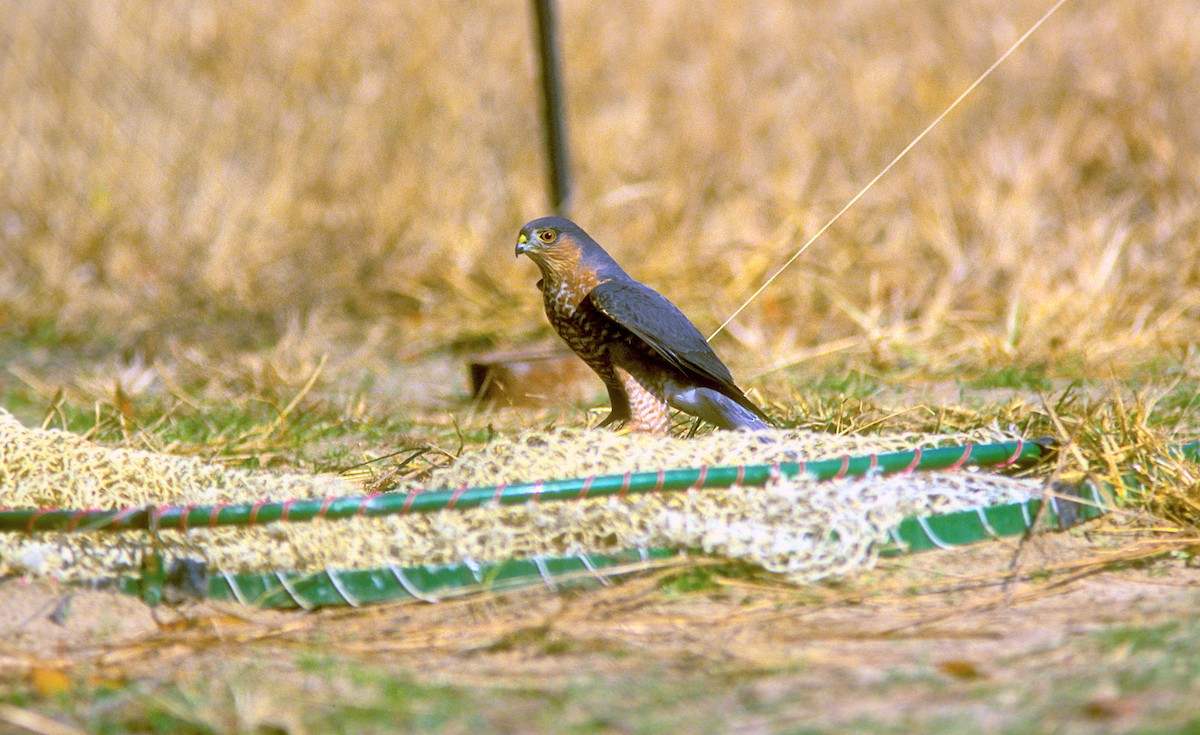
xmin=2 ymin=1 xmax=1198 ymax=407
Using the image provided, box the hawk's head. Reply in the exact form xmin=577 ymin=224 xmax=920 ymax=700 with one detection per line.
xmin=516 ymin=216 xmax=623 ymax=282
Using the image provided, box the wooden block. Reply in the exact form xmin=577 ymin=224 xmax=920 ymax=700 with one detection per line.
xmin=468 ymin=348 xmax=596 ymax=408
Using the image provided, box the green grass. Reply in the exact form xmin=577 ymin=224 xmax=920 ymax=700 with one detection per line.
xmin=791 ymin=370 xmax=884 ymax=400
xmin=1094 ymin=620 xmax=1200 ymax=693
xmin=964 ymin=365 xmax=1055 ymax=391
xmin=11 ymin=614 xmax=1200 ymax=734
xmin=2 ymin=660 xmax=740 ymax=735
xmin=659 ymin=566 xmax=724 ymax=596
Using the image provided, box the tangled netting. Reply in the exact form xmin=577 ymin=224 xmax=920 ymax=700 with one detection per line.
xmin=0 ymin=409 xmax=1042 ymax=583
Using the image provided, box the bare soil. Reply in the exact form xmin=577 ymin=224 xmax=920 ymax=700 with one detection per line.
xmin=4 ymin=527 xmax=1199 ymax=732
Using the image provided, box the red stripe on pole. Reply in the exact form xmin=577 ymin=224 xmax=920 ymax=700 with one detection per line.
xmin=179 ymin=505 xmax=195 ymax=532
xmin=996 ymin=439 xmax=1025 ymax=468
xmin=493 ymin=482 xmax=508 ymax=504
xmin=447 ymin=484 xmax=468 ymax=510
xmin=692 ymin=465 xmax=709 ymax=490
xmin=902 ymin=446 xmax=923 ymax=475
xmin=948 ymin=443 xmax=974 ymax=470
xmin=618 ymin=471 xmax=632 ymax=498
xmin=112 ymin=507 xmax=138 ymax=530
xmin=835 ymin=455 xmax=850 ymax=480
xmin=578 ymin=475 xmax=594 ymax=500
xmin=26 ymin=509 xmax=50 ymax=533
xmin=248 ymin=501 xmax=266 ymax=526
xmin=357 ymin=494 xmax=379 ymax=518
xmin=210 ymin=502 xmax=227 ymax=529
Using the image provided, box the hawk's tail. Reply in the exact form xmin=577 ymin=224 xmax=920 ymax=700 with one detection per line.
xmin=667 ymin=385 xmax=772 ymax=431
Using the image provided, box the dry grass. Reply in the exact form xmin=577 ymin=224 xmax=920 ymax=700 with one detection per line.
xmin=2 ymin=3 xmax=1200 ymax=730
xmin=1 ymin=0 xmax=1197 ymax=374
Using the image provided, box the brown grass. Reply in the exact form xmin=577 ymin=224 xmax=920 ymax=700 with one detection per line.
xmin=2 ymin=0 xmax=1198 ymax=375
xmin=4 ymin=6 xmax=1200 ymax=728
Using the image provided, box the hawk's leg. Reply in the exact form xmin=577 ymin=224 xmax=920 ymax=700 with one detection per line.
xmin=607 ymin=344 xmax=671 ymax=434
xmin=596 ymin=381 xmax=632 ymax=428
xmin=613 ymin=368 xmax=671 ymax=433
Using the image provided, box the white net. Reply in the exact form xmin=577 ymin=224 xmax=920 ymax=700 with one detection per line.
xmin=0 ymin=408 xmax=1041 ymax=583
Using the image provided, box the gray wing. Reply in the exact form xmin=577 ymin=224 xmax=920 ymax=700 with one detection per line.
xmin=585 ymin=279 xmax=738 ymax=389
xmin=587 ymin=279 xmax=773 ymax=426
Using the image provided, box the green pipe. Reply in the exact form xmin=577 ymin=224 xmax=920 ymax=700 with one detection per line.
xmin=1 ymin=439 xmax=1045 ymax=533
xmin=31 ymin=438 xmax=1193 ymax=608
xmin=119 ymin=479 xmax=1110 ymax=609
xmin=91 ymin=440 xmax=1199 ymax=609
xmin=122 ymin=548 xmax=677 ymax=608
xmin=882 ymin=479 xmax=1109 ymax=554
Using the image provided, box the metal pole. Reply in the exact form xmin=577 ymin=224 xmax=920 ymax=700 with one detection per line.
xmin=531 ymin=0 xmax=571 ymax=213
xmin=1 ymin=440 xmax=1050 ymax=532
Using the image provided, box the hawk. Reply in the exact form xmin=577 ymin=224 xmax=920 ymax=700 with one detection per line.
xmin=516 ymin=216 xmax=771 ymax=434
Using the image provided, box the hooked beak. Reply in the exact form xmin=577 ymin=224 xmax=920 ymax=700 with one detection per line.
xmin=515 ymin=232 xmax=529 ymax=258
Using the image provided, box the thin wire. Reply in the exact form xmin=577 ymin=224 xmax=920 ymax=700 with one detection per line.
xmin=709 ymin=0 xmax=1071 ymax=341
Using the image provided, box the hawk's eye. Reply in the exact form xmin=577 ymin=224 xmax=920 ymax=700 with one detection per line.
xmin=538 ymin=230 xmax=557 ymax=244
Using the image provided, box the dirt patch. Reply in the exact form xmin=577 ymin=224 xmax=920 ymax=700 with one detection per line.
xmin=3 ymin=528 xmax=1199 ymax=731
xmin=0 ymin=580 xmax=159 ymax=664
